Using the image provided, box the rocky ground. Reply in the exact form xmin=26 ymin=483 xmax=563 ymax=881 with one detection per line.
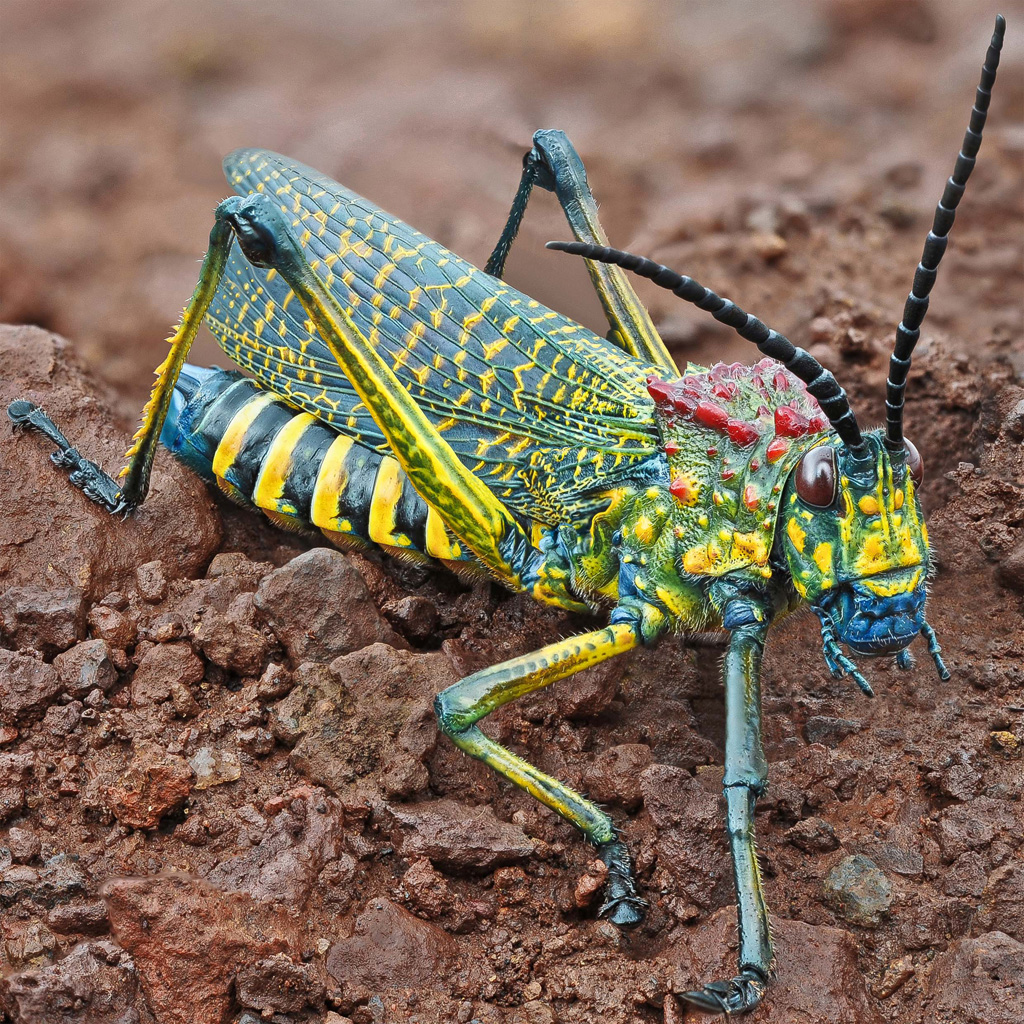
xmin=1 ymin=1 xmax=1023 ymax=1022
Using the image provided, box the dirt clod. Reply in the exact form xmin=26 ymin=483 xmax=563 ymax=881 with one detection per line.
xmin=255 ymin=548 xmax=403 ymax=662
xmin=103 ymin=744 xmax=194 ymax=830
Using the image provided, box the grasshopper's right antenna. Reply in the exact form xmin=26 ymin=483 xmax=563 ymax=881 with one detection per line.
xmin=884 ymin=14 xmax=1006 ymax=461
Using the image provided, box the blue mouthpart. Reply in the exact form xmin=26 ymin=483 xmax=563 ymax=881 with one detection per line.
xmin=820 ymin=581 xmax=926 ymax=656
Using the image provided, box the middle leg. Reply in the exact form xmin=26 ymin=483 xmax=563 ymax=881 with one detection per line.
xmin=682 ymin=606 xmax=773 ymax=1016
xmin=434 ymin=622 xmax=647 ymax=925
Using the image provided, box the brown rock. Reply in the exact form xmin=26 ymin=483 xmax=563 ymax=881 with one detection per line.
xmin=86 ymin=604 xmax=137 ymax=649
xmin=102 ymin=874 xmax=301 ymax=1024
xmin=6 ymin=827 xmax=41 ymax=864
xmin=195 ymin=592 xmax=271 ymax=675
xmin=0 ymin=327 xmax=221 ymax=601
xmin=47 ymin=900 xmax=110 ymax=936
xmin=555 ymin=658 xmax=623 ymax=719
xmin=977 ymin=862 xmax=1024 ymax=940
xmin=683 ymin=910 xmax=884 ymax=1023
xmin=382 ymin=594 xmax=439 ymax=643
xmin=785 ymin=816 xmax=840 ymax=853
xmin=926 ymin=931 xmax=1024 ymax=1024
xmin=53 ymin=639 xmax=117 ymax=698
xmin=257 ymin=662 xmax=293 ymax=701
xmin=135 ymin=560 xmax=168 ymax=603
xmin=582 ymin=743 xmax=653 ymax=810
xmin=399 ymin=858 xmax=453 ymax=919
xmin=327 ymin=897 xmax=458 ymax=992
xmin=235 ymin=952 xmax=325 ymax=1015
xmin=288 ymin=645 xmax=450 ymax=798
xmin=205 ymin=787 xmax=345 ymax=906
xmin=0 ymin=939 xmax=151 ymax=1024
xmin=130 ymin=642 xmax=203 ymax=707
xmin=0 ymin=649 xmax=61 ymax=725
xmin=574 ymin=859 xmax=609 ymax=909
xmin=0 ymin=585 xmax=85 ymax=656
xmin=103 ymin=744 xmax=194 ymax=829
xmin=386 ymin=798 xmax=534 ymax=872
xmin=254 ymin=547 xmax=402 ymax=662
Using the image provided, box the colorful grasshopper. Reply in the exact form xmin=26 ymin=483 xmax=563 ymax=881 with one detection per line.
xmin=8 ymin=16 xmax=1004 ymax=1015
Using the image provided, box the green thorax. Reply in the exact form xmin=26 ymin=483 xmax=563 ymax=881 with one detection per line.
xmin=635 ymin=357 xmax=832 ymax=581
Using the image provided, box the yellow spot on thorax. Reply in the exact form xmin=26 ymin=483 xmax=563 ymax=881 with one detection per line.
xmin=786 ymin=518 xmax=806 ymax=553
xmin=813 ymin=542 xmax=833 ymax=574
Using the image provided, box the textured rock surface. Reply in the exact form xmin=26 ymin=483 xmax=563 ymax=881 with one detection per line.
xmin=0 ymin=326 xmax=222 ymax=603
xmin=255 ymin=548 xmax=403 ymax=662
xmin=925 ymin=932 xmax=1024 ymax=1024
xmin=102 ymin=874 xmax=301 ymax=1024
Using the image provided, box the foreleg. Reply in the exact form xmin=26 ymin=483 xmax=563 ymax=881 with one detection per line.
xmin=8 ymin=218 xmax=236 ymax=512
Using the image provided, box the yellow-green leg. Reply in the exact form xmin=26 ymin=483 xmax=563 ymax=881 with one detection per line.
xmin=486 ymin=128 xmax=678 ymax=375
xmin=434 ymin=622 xmax=647 ymax=925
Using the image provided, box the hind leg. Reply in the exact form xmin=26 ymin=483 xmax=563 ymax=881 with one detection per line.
xmin=486 ymin=129 xmax=676 ymax=372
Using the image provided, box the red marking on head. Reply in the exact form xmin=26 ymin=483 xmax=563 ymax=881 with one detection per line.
xmin=712 ymin=381 xmax=738 ymax=400
xmin=721 ymin=468 xmax=736 ymax=481
xmin=647 ymin=378 xmax=674 ymax=403
xmin=726 ymin=418 xmax=759 ymax=446
xmin=707 ymin=446 xmax=719 ymax=457
xmin=695 ymin=402 xmax=729 ymax=429
xmin=766 ymin=437 xmax=790 ymax=463
xmin=774 ymin=406 xmax=810 ymax=438
xmin=664 ymin=440 xmax=680 ymax=456
xmin=773 ymin=370 xmax=791 ymax=391
xmin=672 ymin=391 xmax=699 ymax=416
xmin=743 ymin=485 xmax=760 ymax=511
xmin=808 ymin=414 xmax=829 ymax=433
xmin=670 ymin=477 xmax=696 ymax=504
xmin=750 ymin=459 xmax=760 ymax=471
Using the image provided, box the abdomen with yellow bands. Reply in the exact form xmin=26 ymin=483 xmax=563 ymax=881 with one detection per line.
xmin=160 ymin=364 xmax=469 ymax=562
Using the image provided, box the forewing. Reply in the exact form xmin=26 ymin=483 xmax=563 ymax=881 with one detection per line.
xmin=206 ymin=149 xmax=661 ymax=524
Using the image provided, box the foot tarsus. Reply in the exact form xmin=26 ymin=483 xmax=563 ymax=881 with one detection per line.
xmin=679 ymin=969 xmax=767 ymax=1015
xmin=596 ymin=839 xmax=647 ymax=926
xmin=7 ymin=400 xmax=128 ymax=515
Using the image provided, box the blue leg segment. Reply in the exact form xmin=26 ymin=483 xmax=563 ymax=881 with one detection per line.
xmin=681 ymin=608 xmax=773 ymax=1015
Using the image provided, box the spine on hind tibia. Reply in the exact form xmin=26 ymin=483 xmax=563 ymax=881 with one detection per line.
xmin=160 ymin=365 xmax=473 ymax=566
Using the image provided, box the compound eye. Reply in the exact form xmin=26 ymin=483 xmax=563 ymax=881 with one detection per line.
xmin=795 ymin=446 xmax=837 ymax=508
xmin=904 ymin=438 xmax=924 ymax=487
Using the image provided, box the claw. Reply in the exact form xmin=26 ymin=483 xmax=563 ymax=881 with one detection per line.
xmin=679 ymin=969 xmax=767 ymax=1016
xmin=896 ymin=648 xmax=915 ymax=671
xmin=7 ymin=399 xmax=128 ymax=515
xmin=596 ymin=839 xmax=647 ymax=927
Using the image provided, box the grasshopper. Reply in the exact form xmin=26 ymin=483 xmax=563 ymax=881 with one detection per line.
xmin=8 ymin=15 xmax=1005 ymax=1014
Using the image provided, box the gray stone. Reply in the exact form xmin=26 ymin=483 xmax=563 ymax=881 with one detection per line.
xmin=824 ymin=854 xmax=892 ymax=927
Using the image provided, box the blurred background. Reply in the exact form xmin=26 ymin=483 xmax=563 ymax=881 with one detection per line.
xmin=1 ymin=0 xmax=1021 ymax=422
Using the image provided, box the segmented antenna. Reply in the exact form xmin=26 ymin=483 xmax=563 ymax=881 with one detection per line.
xmin=885 ymin=14 xmax=1006 ymax=456
xmin=546 ymin=240 xmax=866 ymax=450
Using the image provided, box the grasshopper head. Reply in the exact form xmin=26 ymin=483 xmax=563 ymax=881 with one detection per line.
xmin=779 ymin=432 xmax=930 ymax=656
